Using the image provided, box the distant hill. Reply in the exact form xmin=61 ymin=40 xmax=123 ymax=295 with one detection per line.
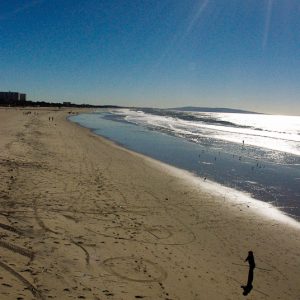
xmin=170 ymin=106 xmax=260 ymax=114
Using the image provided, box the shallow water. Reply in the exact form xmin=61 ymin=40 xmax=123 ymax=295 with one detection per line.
xmin=120 ymin=108 xmax=300 ymax=158
xmin=70 ymin=110 xmax=300 ymax=221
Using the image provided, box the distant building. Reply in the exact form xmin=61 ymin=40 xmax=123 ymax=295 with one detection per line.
xmin=20 ymin=93 xmax=26 ymax=101
xmin=0 ymin=91 xmax=26 ymax=104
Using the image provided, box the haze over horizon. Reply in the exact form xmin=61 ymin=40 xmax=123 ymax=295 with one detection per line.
xmin=0 ymin=1 xmax=299 ymax=115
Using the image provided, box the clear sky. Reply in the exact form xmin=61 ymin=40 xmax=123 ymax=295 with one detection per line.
xmin=0 ymin=0 xmax=299 ymax=115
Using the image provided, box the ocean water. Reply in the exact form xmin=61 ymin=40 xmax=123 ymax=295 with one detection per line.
xmin=70 ymin=108 xmax=300 ymax=221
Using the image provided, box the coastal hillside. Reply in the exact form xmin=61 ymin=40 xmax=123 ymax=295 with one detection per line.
xmin=170 ymin=106 xmax=260 ymax=114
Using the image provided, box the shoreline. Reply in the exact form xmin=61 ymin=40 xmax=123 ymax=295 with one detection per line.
xmin=70 ymin=112 xmax=300 ymax=227
xmin=72 ymin=116 xmax=300 ymax=228
xmin=0 ymin=107 xmax=300 ymax=299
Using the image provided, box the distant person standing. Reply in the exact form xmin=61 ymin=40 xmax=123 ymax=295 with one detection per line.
xmin=245 ymin=250 xmax=255 ymax=269
xmin=241 ymin=251 xmax=255 ymax=296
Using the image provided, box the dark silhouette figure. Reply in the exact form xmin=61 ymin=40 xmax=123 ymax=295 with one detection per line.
xmin=245 ymin=251 xmax=255 ymax=269
xmin=241 ymin=251 xmax=255 ymax=296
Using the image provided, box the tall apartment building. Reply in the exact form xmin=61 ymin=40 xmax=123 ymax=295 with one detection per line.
xmin=0 ymin=91 xmax=27 ymax=104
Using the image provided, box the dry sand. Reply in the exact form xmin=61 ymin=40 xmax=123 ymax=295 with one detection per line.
xmin=0 ymin=107 xmax=299 ymax=300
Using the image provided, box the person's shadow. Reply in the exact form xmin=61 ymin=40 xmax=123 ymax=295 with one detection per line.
xmin=241 ymin=251 xmax=255 ymax=296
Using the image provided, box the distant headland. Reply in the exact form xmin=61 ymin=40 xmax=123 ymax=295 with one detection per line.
xmin=169 ymin=106 xmax=260 ymax=114
xmin=1 ymin=91 xmax=260 ymax=113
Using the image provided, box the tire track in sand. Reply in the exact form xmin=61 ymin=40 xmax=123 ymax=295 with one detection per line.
xmin=0 ymin=260 xmax=44 ymax=299
xmin=0 ymin=240 xmax=34 ymax=259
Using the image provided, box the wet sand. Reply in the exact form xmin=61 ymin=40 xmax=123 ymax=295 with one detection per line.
xmin=0 ymin=107 xmax=299 ymax=299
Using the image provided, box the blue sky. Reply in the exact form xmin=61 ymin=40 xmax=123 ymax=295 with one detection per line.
xmin=0 ymin=0 xmax=299 ymax=115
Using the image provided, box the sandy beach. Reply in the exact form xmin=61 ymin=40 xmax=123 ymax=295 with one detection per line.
xmin=0 ymin=107 xmax=299 ymax=300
